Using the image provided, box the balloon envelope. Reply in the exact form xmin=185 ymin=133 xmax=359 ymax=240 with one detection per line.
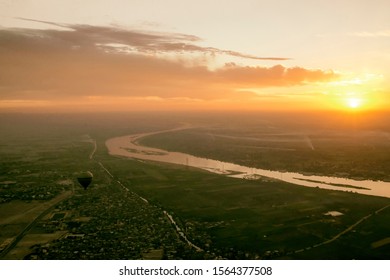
xmin=77 ymin=171 xmax=93 ymax=190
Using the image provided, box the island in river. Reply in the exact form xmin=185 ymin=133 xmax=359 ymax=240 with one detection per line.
xmin=106 ymin=126 xmax=390 ymax=199
xmin=1 ymin=112 xmax=390 ymax=259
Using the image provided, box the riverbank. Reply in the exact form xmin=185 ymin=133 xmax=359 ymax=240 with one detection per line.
xmin=106 ymin=128 xmax=390 ymax=198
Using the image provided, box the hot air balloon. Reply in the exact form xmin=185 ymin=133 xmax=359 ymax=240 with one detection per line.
xmin=77 ymin=171 xmax=93 ymax=190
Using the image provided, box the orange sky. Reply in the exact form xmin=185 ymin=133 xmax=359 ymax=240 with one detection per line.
xmin=0 ymin=1 xmax=389 ymax=112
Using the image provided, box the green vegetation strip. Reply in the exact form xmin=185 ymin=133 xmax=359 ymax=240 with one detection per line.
xmin=293 ymin=177 xmax=370 ymax=190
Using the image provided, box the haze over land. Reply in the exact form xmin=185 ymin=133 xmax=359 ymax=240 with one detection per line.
xmin=1 ymin=112 xmax=390 ymax=260
xmin=1 ymin=1 xmax=390 ymax=260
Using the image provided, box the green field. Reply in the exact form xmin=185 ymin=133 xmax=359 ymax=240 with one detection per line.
xmin=1 ymin=112 xmax=390 ymax=259
xmin=140 ymin=126 xmax=390 ymax=181
xmin=103 ymin=156 xmax=390 ymax=259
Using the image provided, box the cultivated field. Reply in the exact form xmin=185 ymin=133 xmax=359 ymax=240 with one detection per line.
xmin=1 ymin=111 xmax=389 ymax=259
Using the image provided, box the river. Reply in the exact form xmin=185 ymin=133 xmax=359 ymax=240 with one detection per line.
xmin=105 ymin=128 xmax=390 ymax=199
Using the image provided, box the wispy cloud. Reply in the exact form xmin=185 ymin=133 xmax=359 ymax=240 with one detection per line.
xmin=349 ymin=30 xmax=390 ymax=37
xmin=12 ymin=18 xmax=290 ymax=61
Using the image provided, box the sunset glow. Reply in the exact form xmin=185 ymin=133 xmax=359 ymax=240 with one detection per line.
xmin=346 ymin=97 xmax=362 ymax=109
xmin=2 ymin=1 xmax=390 ymax=265
xmin=0 ymin=1 xmax=389 ymax=113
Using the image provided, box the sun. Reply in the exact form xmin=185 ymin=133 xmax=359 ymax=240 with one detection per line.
xmin=346 ymin=97 xmax=362 ymax=109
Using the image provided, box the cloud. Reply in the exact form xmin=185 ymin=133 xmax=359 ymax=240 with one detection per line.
xmin=349 ymin=30 xmax=390 ymax=37
xmin=11 ymin=18 xmax=290 ymax=61
xmin=214 ymin=64 xmax=337 ymax=87
xmin=0 ymin=23 xmax=338 ymax=107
